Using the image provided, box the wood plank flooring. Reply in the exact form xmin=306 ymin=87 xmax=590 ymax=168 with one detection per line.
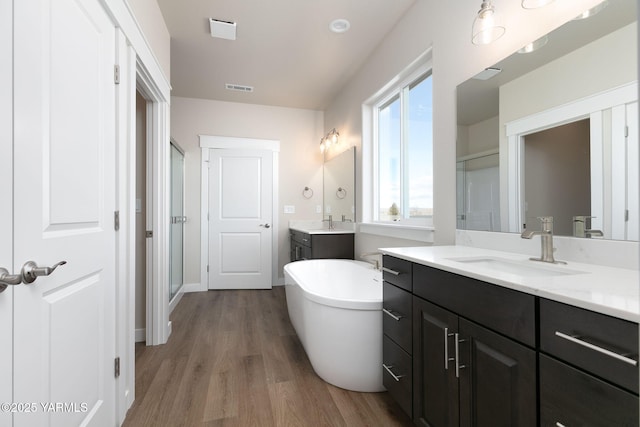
xmin=122 ymin=287 xmax=413 ymax=427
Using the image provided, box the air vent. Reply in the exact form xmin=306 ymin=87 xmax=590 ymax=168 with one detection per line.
xmin=210 ymin=18 xmax=237 ymax=40
xmin=225 ymin=83 xmax=254 ymax=93
xmin=472 ymin=67 xmax=502 ymax=81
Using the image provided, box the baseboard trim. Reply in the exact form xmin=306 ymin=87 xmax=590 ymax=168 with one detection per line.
xmin=135 ymin=328 xmax=146 ymax=343
xmin=183 ymin=282 xmax=205 ymax=293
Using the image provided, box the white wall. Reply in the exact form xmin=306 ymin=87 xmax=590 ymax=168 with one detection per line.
xmin=323 ymin=0 xmax=611 ymax=253
xmin=125 ymin=0 xmax=171 ymax=82
xmin=170 ymin=96 xmax=324 ymax=285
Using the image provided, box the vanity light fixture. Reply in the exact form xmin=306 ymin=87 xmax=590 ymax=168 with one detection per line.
xmin=521 ymin=0 xmax=555 ymax=9
xmin=472 ymin=1 xmax=506 ymax=45
xmin=319 ymin=129 xmax=340 ymax=153
xmin=574 ymin=0 xmax=609 ymax=20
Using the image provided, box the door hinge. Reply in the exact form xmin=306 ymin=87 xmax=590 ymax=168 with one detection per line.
xmin=146 ymin=230 xmax=153 ymax=238
xmin=114 ymin=65 xmax=120 ymax=84
xmin=625 ymin=209 xmax=630 ymax=222
xmin=207 ymin=265 xmax=209 ymax=273
xmin=625 ymin=125 xmax=629 ymax=138
xmin=114 ymin=211 xmax=120 ymax=231
xmin=114 ymin=357 xmax=120 ymax=378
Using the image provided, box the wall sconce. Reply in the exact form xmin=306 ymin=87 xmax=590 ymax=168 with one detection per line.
xmin=521 ymin=0 xmax=554 ymax=9
xmin=319 ymin=128 xmax=340 ymax=153
xmin=472 ymin=1 xmax=505 ymax=45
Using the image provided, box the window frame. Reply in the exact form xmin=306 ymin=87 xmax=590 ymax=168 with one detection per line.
xmin=362 ymin=51 xmax=434 ymax=241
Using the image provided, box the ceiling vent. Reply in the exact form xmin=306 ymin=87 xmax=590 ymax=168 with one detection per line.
xmin=210 ymin=18 xmax=237 ymax=40
xmin=472 ymin=67 xmax=502 ymax=81
xmin=225 ymin=83 xmax=254 ymax=93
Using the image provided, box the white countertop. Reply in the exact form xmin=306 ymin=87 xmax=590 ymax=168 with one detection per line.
xmin=290 ymin=227 xmax=356 ymax=235
xmin=380 ymin=245 xmax=639 ymax=323
xmin=289 ymin=220 xmax=355 ymax=235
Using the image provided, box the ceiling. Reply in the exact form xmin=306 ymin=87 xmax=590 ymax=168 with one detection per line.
xmin=156 ymin=0 xmax=416 ymax=110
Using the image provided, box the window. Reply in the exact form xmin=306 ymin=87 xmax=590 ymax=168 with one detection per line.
xmin=374 ymin=70 xmax=433 ymax=226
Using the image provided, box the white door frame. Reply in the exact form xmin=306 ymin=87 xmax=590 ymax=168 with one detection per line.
xmin=503 ymin=81 xmax=638 ymax=234
xmin=199 ymin=135 xmax=280 ymax=292
xmin=110 ymin=7 xmax=172 ymax=426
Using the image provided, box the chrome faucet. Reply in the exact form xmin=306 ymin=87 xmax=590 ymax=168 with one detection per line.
xmin=323 ymin=214 xmax=334 ymax=230
xmin=572 ymin=216 xmax=603 ymax=238
xmin=361 ymin=251 xmax=382 ymax=270
xmin=521 ymin=216 xmax=565 ymax=264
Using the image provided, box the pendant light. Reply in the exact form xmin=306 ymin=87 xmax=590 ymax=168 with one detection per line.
xmin=472 ymin=1 xmax=505 ymax=45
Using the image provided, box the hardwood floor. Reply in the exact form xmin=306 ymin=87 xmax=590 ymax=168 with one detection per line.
xmin=122 ymin=287 xmax=413 ymax=427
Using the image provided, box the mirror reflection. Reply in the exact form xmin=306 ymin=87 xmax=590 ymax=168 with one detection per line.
xmin=323 ymin=147 xmax=356 ymax=222
xmin=457 ymin=0 xmax=638 ymax=240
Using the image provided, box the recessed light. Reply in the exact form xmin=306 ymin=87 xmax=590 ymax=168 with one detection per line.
xmin=329 ymin=19 xmax=350 ymax=33
xmin=518 ymin=35 xmax=549 ymax=54
xmin=574 ymin=0 xmax=609 ymax=20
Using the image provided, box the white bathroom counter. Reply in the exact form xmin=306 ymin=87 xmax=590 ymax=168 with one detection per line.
xmin=289 ymin=220 xmax=355 ymax=235
xmin=380 ymin=245 xmax=639 ymax=323
xmin=289 ymin=226 xmax=355 ymax=235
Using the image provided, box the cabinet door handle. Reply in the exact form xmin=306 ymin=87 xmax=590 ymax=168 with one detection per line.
xmin=382 ymin=363 xmax=404 ymax=382
xmin=381 ymin=267 xmax=400 ymax=276
xmin=382 ymin=308 xmax=402 ymax=321
xmin=444 ymin=328 xmax=456 ymax=370
xmin=555 ymin=331 xmax=638 ymax=366
xmin=455 ymin=334 xmax=467 ymax=378
xmin=555 ymin=423 xmax=567 ymax=427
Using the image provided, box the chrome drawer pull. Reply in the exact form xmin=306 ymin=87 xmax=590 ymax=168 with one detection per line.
xmin=382 ymin=267 xmax=400 ymax=276
xmin=444 ymin=327 xmax=449 ymax=370
xmin=555 ymin=423 xmax=566 ymax=427
xmin=555 ymin=331 xmax=638 ymax=367
xmin=382 ymin=363 xmax=404 ymax=382
xmin=382 ymin=308 xmax=402 ymax=321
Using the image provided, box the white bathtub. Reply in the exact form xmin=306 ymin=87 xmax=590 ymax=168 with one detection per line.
xmin=283 ymin=259 xmax=384 ymax=392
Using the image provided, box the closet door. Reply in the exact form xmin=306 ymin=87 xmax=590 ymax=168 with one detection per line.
xmin=12 ymin=0 xmax=117 ymax=425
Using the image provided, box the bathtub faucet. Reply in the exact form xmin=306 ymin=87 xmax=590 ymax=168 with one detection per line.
xmin=360 ymin=251 xmax=383 ymax=270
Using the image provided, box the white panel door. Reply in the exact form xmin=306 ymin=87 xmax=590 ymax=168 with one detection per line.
xmin=12 ymin=0 xmax=117 ymax=426
xmin=0 ymin=1 xmax=13 ymax=426
xmin=208 ymin=149 xmax=273 ymax=289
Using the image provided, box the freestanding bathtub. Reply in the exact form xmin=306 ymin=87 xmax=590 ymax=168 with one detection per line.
xmin=283 ymin=259 xmax=384 ymax=392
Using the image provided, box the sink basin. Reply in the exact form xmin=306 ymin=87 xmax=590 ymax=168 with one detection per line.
xmin=447 ymin=256 xmax=586 ymax=278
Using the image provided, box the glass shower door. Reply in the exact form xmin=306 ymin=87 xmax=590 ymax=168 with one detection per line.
xmin=169 ymin=141 xmax=185 ymax=301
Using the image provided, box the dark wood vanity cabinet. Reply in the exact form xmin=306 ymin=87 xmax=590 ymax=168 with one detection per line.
xmin=288 ymin=229 xmax=354 ymax=261
xmin=539 ymin=299 xmax=639 ymax=426
xmin=412 ymin=266 xmax=536 ymax=427
xmin=382 ymin=257 xmax=413 ymax=416
xmin=382 ymin=256 xmax=536 ymax=426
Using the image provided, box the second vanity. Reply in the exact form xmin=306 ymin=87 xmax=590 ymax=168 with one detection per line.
xmin=380 ymin=245 xmax=639 ymax=426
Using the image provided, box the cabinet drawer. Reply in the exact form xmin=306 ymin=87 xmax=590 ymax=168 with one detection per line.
xmin=540 ymin=298 xmax=638 ymax=393
xmin=310 ymin=234 xmax=354 ymax=259
xmin=383 ymin=335 xmax=412 ymax=417
xmin=413 ymin=264 xmax=536 ymax=347
xmin=383 ymin=282 xmax=412 ymax=353
xmin=540 ymin=354 xmax=639 ymax=426
xmin=382 ymin=256 xmax=412 ymax=292
xmin=290 ymin=230 xmax=311 ymax=247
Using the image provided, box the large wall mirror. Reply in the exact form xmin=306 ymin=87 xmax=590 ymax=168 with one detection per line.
xmin=457 ymin=0 xmax=637 ymax=241
xmin=323 ymin=147 xmax=356 ymax=222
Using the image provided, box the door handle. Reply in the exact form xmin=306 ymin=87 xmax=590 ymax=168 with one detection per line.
xmin=21 ymin=260 xmax=67 ymax=284
xmin=0 ymin=268 xmax=23 ymax=293
xmin=259 ymin=223 xmax=271 ymax=228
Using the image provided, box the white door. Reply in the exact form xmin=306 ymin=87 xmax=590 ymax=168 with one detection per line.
xmin=0 ymin=1 xmax=13 ymax=425
xmin=7 ymin=0 xmax=117 ymax=426
xmin=208 ymin=149 xmax=273 ymax=289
